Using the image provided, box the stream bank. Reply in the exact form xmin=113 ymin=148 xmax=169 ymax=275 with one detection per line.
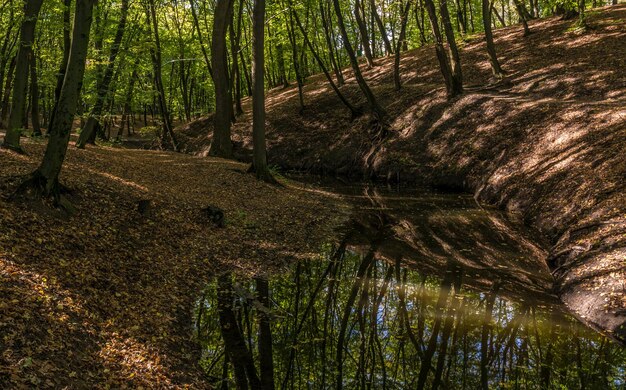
xmin=176 ymin=7 xmax=626 ymax=343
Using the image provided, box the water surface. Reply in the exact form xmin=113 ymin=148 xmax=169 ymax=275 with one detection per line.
xmin=195 ymin=181 xmax=626 ymax=388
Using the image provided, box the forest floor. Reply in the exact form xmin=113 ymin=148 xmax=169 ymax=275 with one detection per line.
xmin=0 ymin=142 xmax=348 ymax=388
xmin=177 ymin=6 xmax=626 ymax=341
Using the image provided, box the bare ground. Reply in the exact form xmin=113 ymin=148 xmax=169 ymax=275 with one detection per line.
xmin=0 ymin=142 xmax=348 ymax=388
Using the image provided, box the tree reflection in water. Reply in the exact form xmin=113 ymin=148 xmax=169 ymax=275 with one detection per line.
xmin=195 ymin=245 xmax=625 ymax=389
xmin=196 ymin=184 xmax=625 ymax=388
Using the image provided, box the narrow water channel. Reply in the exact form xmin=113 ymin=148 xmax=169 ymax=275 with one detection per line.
xmin=195 ymin=180 xmax=626 ymax=389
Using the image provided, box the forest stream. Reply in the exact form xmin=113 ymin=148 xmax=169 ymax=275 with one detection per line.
xmin=194 ymin=179 xmax=626 ymax=389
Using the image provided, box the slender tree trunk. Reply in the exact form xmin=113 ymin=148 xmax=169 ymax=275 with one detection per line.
xmin=2 ymin=0 xmax=44 ymax=152
xmin=0 ymin=6 xmax=18 ymax=130
xmin=286 ymin=6 xmax=305 ymax=112
xmin=76 ymin=0 xmax=129 ymax=148
xmin=256 ymin=278 xmax=275 ymax=390
xmin=483 ymin=0 xmax=505 ymax=77
xmin=394 ymin=0 xmax=412 ymax=90
xmin=320 ymin=2 xmax=344 ymax=86
xmin=18 ymin=0 xmax=95 ymax=205
xmin=250 ymin=0 xmax=273 ymax=182
xmin=217 ymin=274 xmax=262 ymax=389
xmin=455 ymin=0 xmax=467 ymax=34
xmin=513 ymin=0 xmax=531 ymax=36
xmin=231 ymin=0 xmax=245 ymax=115
xmin=29 ymin=53 xmax=41 ymax=136
xmin=211 ymin=0 xmax=235 ymax=158
xmin=190 ymin=0 xmax=214 ymax=78
xmin=423 ymin=0 xmax=457 ymax=96
xmin=145 ymin=0 xmax=178 ymax=150
xmin=332 ymin=0 xmax=387 ymax=121
xmin=369 ymin=0 xmax=394 ymax=54
xmin=291 ymin=6 xmax=360 ymax=118
xmin=439 ymin=0 xmax=463 ymax=95
xmin=354 ymin=0 xmax=375 ymax=68
xmin=47 ymin=0 xmax=71 ymax=135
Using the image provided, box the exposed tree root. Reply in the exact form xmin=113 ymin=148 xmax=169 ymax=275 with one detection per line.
xmin=0 ymin=142 xmax=27 ymax=155
xmin=10 ymin=171 xmax=76 ymax=216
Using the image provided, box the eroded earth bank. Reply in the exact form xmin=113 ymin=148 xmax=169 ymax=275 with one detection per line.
xmin=177 ymin=6 xmax=626 ymax=343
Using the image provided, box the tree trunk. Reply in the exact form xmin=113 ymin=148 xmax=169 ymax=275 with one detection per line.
xmin=256 ymin=278 xmax=275 ymax=390
xmin=20 ymin=0 xmax=95 ymax=204
xmin=190 ymin=0 xmax=214 ymax=78
xmin=369 ymin=0 xmax=394 ymax=54
xmin=231 ymin=0 xmax=245 ymax=115
xmin=439 ymin=0 xmax=463 ymax=95
xmin=483 ymin=0 xmax=505 ymax=77
xmin=2 ymin=0 xmax=44 ymax=152
xmin=217 ymin=274 xmax=262 ymax=389
xmin=320 ymin=2 xmax=344 ymax=86
xmin=393 ymin=0 xmax=412 ymax=90
xmin=29 ymin=53 xmax=41 ymax=136
xmin=210 ymin=0 xmax=235 ymax=158
xmin=512 ymin=0 xmax=531 ymax=36
xmin=47 ymin=0 xmax=71 ymax=136
xmin=76 ymin=0 xmax=129 ymax=148
xmin=286 ymin=6 xmax=305 ymax=112
xmin=250 ymin=0 xmax=274 ymax=182
xmin=332 ymin=0 xmax=387 ymax=121
xmin=354 ymin=0 xmax=375 ymax=68
xmin=423 ymin=0 xmax=457 ymax=96
xmin=455 ymin=0 xmax=467 ymax=34
xmin=145 ymin=0 xmax=178 ymax=151
xmin=291 ymin=5 xmax=360 ymax=118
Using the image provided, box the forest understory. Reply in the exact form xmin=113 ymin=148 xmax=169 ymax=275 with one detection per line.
xmin=0 ymin=3 xmax=624 ymax=389
xmin=176 ymin=6 xmax=626 ymax=343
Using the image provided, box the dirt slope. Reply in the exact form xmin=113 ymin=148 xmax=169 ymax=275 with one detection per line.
xmin=177 ymin=6 xmax=626 ymax=342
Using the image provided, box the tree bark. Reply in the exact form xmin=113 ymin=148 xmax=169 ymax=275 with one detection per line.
xmin=210 ymin=0 xmax=235 ymax=158
xmin=20 ymin=0 xmax=95 ymax=203
xmin=332 ymin=0 xmax=387 ymax=121
xmin=46 ymin=0 xmax=71 ymax=136
xmin=2 ymin=0 xmax=44 ymax=152
xmin=76 ymin=0 xmax=129 ymax=148
xmin=291 ymin=6 xmax=360 ymax=118
xmin=29 ymin=52 xmax=41 ymax=136
xmin=145 ymin=0 xmax=178 ymax=150
xmin=256 ymin=278 xmax=275 ymax=390
xmin=250 ymin=0 xmax=274 ymax=182
xmin=369 ymin=0 xmax=394 ymax=54
xmin=439 ymin=0 xmax=463 ymax=95
xmin=483 ymin=0 xmax=505 ymax=77
xmin=320 ymin=2 xmax=344 ymax=86
xmin=423 ymin=0 xmax=457 ymax=96
xmin=393 ymin=0 xmax=412 ymax=90
xmin=217 ymin=274 xmax=262 ymax=389
xmin=354 ymin=0 xmax=375 ymax=68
